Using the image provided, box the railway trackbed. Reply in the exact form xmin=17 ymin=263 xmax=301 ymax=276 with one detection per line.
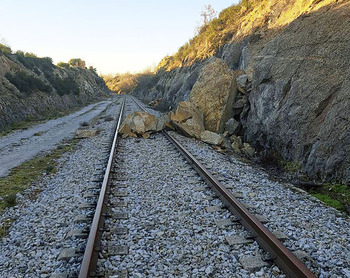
xmin=60 ymin=95 xmax=317 ymax=278
xmin=1 ymin=95 xmax=348 ymax=278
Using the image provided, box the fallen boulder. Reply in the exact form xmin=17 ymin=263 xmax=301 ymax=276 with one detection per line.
xmin=200 ymin=130 xmax=223 ymax=146
xmin=170 ymin=101 xmax=205 ymax=138
xmin=119 ymin=111 xmax=158 ymax=137
xmin=190 ymin=57 xmax=237 ymax=133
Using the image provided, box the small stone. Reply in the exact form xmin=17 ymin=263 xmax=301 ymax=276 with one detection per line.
xmin=108 ymin=245 xmax=128 ymax=255
xmin=255 ymin=214 xmax=269 ymax=223
xmin=272 ymin=231 xmax=289 ymax=241
xmin=215 ymin=219 xmax=234 ymax=228
xmin=205 ymin=266 xmax=214 ymax=275
xmin=113 ymin=212 xmax=129 ymax=219
xmin=242 ymin=143 xmax=256 ymax=158
xmin=225 ymin=235 xmax=253 ymax=245
xmin=206 ymin=206 xmax=223 ymax=213
xmin=293 ymin=250 xmax=311 ymax=260
xmin=75 ymin=129 xmax=100 ymax=139
xmin=239 ymin=256 xmax=269 ymax=272
xmin=57 ymin=249 xmax=79 ymax=261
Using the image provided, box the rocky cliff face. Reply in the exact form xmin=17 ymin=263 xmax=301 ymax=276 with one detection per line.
xmin=132 ymin=0 xmax=350 ymax=184
xmin=0 ymin=52 xmax=110 ymax=131
xmin=244 ymin=2 xmax=350 ymax=183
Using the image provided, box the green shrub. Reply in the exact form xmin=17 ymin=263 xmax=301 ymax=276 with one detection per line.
xmin=57 ymin=62 xmax=69 ymax=68
xmin=68 ymin=58 xmax=86 ymax=69
xmin=51 ymin=75 xmax=80 ymax=96
xmin=0 ymin=43 xmax=12 ymax=54
xmin=4 ymin=194 xmax=16 ymax=207
xmin=80 ymin=121 xmax=90 ymax=127
xmin=44 ymin=165 xmax=55 ymax=173
xmin=15 ymin=51 xmax=54 ymax=72
xmin=311 ymin=193 xmax=344 ymax=210
xmin=88 ymin=66 xmax=98 ymax=75
xmin=5 ymin=71 xmax=51 ymax=94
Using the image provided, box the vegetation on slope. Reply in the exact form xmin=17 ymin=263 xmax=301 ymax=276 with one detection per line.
xmin=103 ymin=69 xmax=158 ymax=94
xmin=157 ymin=0 xmax=339 ymax=71
xmin=0 ymin=46 xmax=100 ymax=96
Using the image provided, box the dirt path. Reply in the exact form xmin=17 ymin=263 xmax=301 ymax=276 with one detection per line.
xmin=0 ymin=100 xmax=111 ymax=177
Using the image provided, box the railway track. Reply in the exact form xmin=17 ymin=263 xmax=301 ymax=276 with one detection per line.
xmin=73 ymin=95 xmax=315 ymax=277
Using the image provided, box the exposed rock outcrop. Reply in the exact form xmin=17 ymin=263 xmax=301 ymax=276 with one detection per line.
xmin=132 ymin=1 xmax=350 ymax=184
xmin=244 ymin=2 xmax=350 ymax=183
xmin=225 ymin=118 xmax=240 ymax=136
xmin=0 ymin=52 xmax=109 ymax=131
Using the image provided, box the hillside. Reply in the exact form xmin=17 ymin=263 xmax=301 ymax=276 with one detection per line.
xmin=0 ymin=47 xmax=110 ymax=132
xmin=132 ymin=0 xmax=350 ymax=185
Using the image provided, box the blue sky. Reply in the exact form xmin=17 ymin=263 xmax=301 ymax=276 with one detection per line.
xmin=0 ymin=0 xmax=237 ymax=74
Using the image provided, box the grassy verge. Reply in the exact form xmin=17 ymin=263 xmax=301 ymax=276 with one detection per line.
xmin=311 ymin=183 xmax=350 ymax=212
xmin=259 ymin=151 xmax=349 ymax=213
xmin=0 ymin=139 xmax=78 ymax=211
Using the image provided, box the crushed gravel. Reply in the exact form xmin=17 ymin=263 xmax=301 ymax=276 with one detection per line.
xmin=0 ymin=97 xmax=123 ymax=277
xmin=170 ymin=131 xmax=350 ymax=278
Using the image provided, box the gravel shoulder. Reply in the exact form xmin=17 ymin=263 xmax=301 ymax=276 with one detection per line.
xmin=0 ymin=98 xmax=123 ymax=277
xmin=0 ymin=100 xmax=111 ymax=178
xmin=170 ymin=131 xmax=350 ymax=278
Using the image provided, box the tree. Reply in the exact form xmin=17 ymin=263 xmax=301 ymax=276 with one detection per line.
xmin=88 ymin=66 xmax=98 ymax=75
xmin=68 ymin=58 xmax=86 ymax=69
xmin=200 ymin=5 xmax=217 ymax=26
xmin=196 ymin=5 xmax=217 ymax=34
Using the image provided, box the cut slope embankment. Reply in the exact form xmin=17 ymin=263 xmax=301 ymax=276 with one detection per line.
xmin=132 ymin=0 xmax=350 ymax=184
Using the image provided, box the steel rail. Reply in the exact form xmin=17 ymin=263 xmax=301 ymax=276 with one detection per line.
xmin=131 ymin=96 xmax=315 ymax=278
xmin=79 ymin=96 xmax=126 ymax=278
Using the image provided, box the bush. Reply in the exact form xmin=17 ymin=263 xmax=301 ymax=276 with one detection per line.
xmin=5 ymin=71 xmax=51 ymax=94
xmin=104 ymin=116 xmax=114 ymax=122
xmin=68 ymin=58 xmax=86 ymax=69
xmin=0 ymin=43 xmax=12 ymax=54
xmin=103 ymin=69 xmax=158 ymax=95
xmin=88 ymin=66 xmax=98 ymax=75
xmin=15 ymin=52 xmax=54 ymax=72
xmin=4 ymin=194 xmax=16 ymax=207
xmin=44 ymin=165 xmax=55 ymax=173
xmin=57 ymin=62 xmax=69 ymax=68
xmin=80 ymin=121 xmax=90 ymax=127
xmin=51 ymin=75 xmax=80 ymax=96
